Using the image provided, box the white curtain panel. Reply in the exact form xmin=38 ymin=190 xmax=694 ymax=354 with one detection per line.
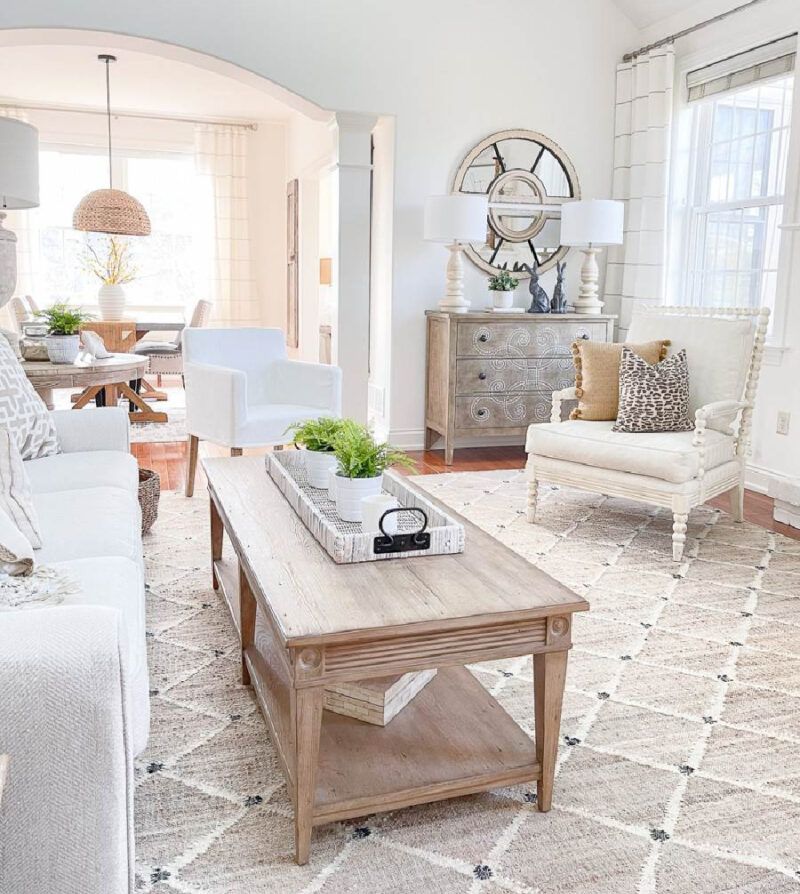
xmin=605 ymin=47 xmax=675 ymax=338
xmin=193 ymin=124 xmax=258 ymax=328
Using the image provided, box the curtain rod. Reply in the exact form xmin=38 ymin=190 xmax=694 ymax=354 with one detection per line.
xmin=0 ymin=101 xmax=258 ymax=131
xmin=622 ymin=0 xmax=768 ymax=62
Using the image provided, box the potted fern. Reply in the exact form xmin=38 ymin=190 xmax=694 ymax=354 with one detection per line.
xmin=488 ymin=270 xmax=520 ymax=309
xmin=83 ymin=235 xmax=138 ymax=320
xmin=332 ymin=420 xmax=415 ymax=522
xmin=285 ymin=417 xmax=344 ymax=489
xmin=35 ymin=303 xmax=93 ymax=364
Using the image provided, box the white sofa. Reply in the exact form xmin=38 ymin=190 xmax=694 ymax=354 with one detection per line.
xmin=0 ymin=407 xmax=147 ymax=894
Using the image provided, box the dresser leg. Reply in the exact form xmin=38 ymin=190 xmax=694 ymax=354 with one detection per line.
xmin=533 ymin=649 xmax=568 ymax=812
xmin=294 ymin=687 xmax=323 ymax=865
xmin=424 ymin=427 xmax=437 ymax=451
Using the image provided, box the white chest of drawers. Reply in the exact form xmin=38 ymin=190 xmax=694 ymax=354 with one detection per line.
xmin=424 ymin=310 xmax=615 ymax=464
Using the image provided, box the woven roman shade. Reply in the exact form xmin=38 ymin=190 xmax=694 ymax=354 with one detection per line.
xmin=687 ymin=34 xmax=796 ymax=103
xmin=73 ymin=188 xmax=151 ymax=237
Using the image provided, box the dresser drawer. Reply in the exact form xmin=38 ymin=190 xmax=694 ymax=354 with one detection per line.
xmin=456 ymin=320 xmax=607 ymax=358
xmin=455 ymin=393 xmax=553 ymax=430
xmin=455 ymin=357 xmax=575 ymax=396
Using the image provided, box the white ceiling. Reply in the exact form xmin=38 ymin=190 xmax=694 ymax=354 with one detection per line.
xmin=0 ymin=40 xmax=301 ymax=122
xmin=609 ymin=0 xmax=738 ymax=30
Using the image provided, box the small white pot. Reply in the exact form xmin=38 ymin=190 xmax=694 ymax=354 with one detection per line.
xmin=45 ymin=334 xmax=81 ymax=364
xmin=98 ymin=283 xmax=126 ymax=321
xmin=327 ymin=467 xmax=338 ymax=502
xmin=335 ymin=474 xmax=383 ymax=523
xmin=491 ymin=288 xmax=516 ymax=309
xmin=305 ymin=450 xmax=338 ymax=489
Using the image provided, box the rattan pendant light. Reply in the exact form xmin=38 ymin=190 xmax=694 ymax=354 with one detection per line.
xmin=73 ymin=54 xmax=151 ymax=237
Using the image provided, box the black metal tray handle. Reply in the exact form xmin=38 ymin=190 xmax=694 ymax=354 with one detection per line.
xmin=373 ymin=507 xmax=431 ymax=555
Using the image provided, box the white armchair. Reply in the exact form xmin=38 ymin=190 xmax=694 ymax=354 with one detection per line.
xmin=526 ymin=306 xmax=770 ymax=561
xmin=183 ymin=327 xmax=342 ymax=496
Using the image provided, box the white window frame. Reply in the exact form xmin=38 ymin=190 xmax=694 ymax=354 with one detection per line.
xmin=671 ymin=34 xmax=800 ymax=360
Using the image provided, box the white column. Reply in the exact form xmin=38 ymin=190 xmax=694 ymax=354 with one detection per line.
xmin=330 ymin=112 xmax=377 ymax=422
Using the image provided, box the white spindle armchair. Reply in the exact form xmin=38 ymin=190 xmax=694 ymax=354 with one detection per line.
xmin=526 ymin=306 xmax=769 ymax=561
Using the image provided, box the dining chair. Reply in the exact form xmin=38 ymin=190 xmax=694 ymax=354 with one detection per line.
xmin=9 ymin=297 xmax=29 ymax=333
xmin=24 ymin=295 xmax=39 ymax=315
xmin=182 ymin=327 xmax=342 ymax=496
xmin=133 ymin=299 xmax=212 ymax=386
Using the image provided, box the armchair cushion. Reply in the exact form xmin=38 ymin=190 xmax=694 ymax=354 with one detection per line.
xmin=526 ymin=420 xmax=735 ymax=484
xmin=627 ymin=311 xmax=754 ymax=432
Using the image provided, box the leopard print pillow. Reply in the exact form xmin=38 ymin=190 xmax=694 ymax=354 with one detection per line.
xmin=613 ymin=346 xmax=693 ymax=433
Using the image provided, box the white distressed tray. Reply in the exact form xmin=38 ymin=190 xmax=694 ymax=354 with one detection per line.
xmin=266 ymin=450 xmax=465 ymax=564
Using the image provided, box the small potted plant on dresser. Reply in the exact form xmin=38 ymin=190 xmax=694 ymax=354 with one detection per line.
xmin=332 ymin=420 xmax=415 ymax=522
xmin=488 ymin=270 xmax=520 ymax=310
xmin=35 ymin=303 xmax=93 ymax=364
xmin=286 ymin=417 xmax=344 ymax=489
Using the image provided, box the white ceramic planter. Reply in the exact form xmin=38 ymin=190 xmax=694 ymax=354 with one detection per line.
xmin=328 ymin=467 xmax=338 ymax=502
xmin=335 ymin=474 xmax=383 ymax=523
xmin=305 ymin=450 xmax=338 ymax=489
xmin=491 ymin=288 xmax=516 ymax=309
xmin=98 ymin=283 xmax=126 ymax=321
xmin=45 ymin=334 xmax=81 ymax=364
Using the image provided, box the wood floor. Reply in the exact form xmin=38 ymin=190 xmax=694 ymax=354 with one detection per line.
xmin=131 ymin=439 xmax=799 ymax=541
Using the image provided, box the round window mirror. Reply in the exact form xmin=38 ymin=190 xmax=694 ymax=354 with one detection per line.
xmin=452 ymin=129 xmax=580 ymax=277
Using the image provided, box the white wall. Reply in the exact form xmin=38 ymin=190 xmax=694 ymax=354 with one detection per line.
xmin=664 ymin=0 xmax=800 ymax=501
xmin=0 ymin=0 xmax=640 ymax=439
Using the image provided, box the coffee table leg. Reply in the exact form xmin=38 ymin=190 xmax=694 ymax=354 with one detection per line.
xmin=294 ymin=687 xmax=323 ymax=865
xmin=533 ymin=649 xmax=568 ymax=812
xmin=239 ymin=563 xmax=256 ymax=686
xmin=210 ymin=497 xmax=223 ymax=590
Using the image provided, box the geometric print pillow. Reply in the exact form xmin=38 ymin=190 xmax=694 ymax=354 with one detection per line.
xmin=613 ymin=346 xmax=694 ymax=433
xmin=0 ymin=337 xmax=59 ymax=460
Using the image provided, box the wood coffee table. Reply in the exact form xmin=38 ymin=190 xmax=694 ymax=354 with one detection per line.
xmin=204 ymin=456 xmax=588 ymax=864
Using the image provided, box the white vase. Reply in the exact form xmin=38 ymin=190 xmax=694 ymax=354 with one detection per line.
xmin=98 ymin=283 xmax=126 ymax=321
xmin=335 ymin=474 xmax=383 ymax=523
xmin=305 ymin=450 xmax=338 ymax=489
xmin=491 ymin=288 xmax=515 ymax=309
xmin=45 ymin=334 xmax=81 ymax=364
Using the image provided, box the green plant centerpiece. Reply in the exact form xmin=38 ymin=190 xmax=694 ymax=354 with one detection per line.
xmin=487 ymin=269 xmax=520 ymax=310
xmin=35 ymin=303 xmax=93 ymax=364
xmin=331 ymin=420 xmax=415 ymax=522
xmin=285 ymin=417 xmax=345 ymax=488
xmin=83 ymin=235 xmax=138 ymax=320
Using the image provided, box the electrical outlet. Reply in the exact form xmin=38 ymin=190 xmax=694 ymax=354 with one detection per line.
xmin=777 ymin=411 xmax=791 ymax=436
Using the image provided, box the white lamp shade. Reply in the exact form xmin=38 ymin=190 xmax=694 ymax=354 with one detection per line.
xmin=0 ymin=119 xmax=39 ymax=209
xmin=561 ymin=199 xmax=624 ymax=247
xmin=424 ymin=194 xmax=488 ymax=243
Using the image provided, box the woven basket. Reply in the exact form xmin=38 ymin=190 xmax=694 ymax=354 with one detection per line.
xmin=138 ymin=468 xmax=161 ymax=535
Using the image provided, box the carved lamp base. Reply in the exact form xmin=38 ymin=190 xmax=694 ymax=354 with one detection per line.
xmin=572 ymin=246 xmax=604 ymax=315
xmin=438 ymin=242 xmax=470 ymax=314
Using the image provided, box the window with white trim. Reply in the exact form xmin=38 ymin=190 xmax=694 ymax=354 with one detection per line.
xmin=674 ymin=73 xmax=794 ymax=316
xmin=33 ymin=146 xmax=212 ymax=313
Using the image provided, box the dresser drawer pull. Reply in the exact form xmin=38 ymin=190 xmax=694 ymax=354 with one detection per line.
xmin=478 ymin=371 xmax=487 ymax=380
xmin=478 ymin=333 xmax=489 ymax=342
xmin=580 ymin=333 xmax=590 ymax=339
xmin=477 ymin=408 xmax=488 ymax=417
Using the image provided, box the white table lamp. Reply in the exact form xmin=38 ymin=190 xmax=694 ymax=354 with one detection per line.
xmin=560 ymin=199 xmax=623 ymax=314
xmin=0 ymin=118 xmax=40 ymax=308
xmin=425 ymin=194 xmax=488 ymax=313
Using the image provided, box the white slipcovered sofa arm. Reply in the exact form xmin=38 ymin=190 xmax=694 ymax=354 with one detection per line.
xmin=269 ymin=360 xmax=343 ymax=415
xmin=184 ymin=361 xmax=248 ymax=446
xmin=51 ymin=407 xmax=130 ymax=454
xmin=0 ymin=606 xmax=134 ymax=894
xmin=550 ymin=387 xmax=577 ymax=424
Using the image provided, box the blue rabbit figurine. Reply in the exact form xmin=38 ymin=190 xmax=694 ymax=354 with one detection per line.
xmin=551 ymin=261 xmax=568 ymax=313
xmin=524 ymin=263 xmax=550 ymax=314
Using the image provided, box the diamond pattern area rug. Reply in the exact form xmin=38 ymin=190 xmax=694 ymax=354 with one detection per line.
xmin=137 ymin=471 xmax=800 ymax=893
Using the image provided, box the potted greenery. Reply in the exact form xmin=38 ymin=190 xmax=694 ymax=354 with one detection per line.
xmin=35 ymin=303 xmax=93 ymax=364
xmin=332 ymin=420 xmax=415 ymax=522
xmin=83 ymin=235 xmax=138 ymax=320
xmin=285 ymin=417 xmax=344 ymax=489
xmin=488 ymin=270 xmax=520 ymax=309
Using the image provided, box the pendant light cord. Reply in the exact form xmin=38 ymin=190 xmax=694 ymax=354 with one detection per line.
xmin=104 ymin=57 xmax=113 ymax=189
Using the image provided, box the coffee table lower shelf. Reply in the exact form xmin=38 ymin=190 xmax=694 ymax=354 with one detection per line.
xmin=244 ymin=650 xmax=541 ymax=826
